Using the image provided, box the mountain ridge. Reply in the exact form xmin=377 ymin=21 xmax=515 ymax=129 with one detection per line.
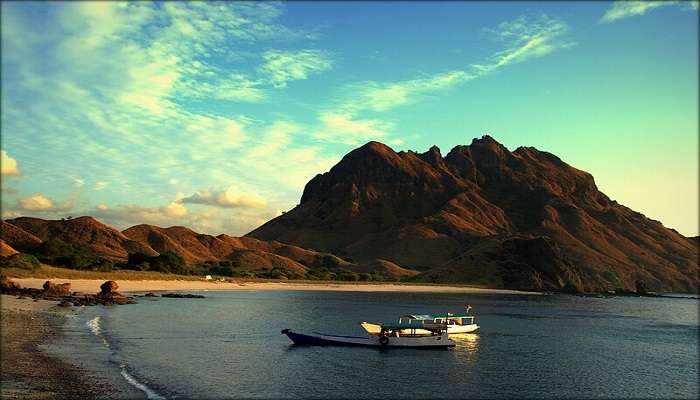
xmin=2 ymin=137 xmax=697 ymax=292
xmin=249 ymin=136 xmax=698 ymax=293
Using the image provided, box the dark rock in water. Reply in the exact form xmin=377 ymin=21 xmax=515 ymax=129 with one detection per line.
xmin=100 ymin=280 xmax=119 ymax=294
xmin=161 ymin=293 xmax=206 ymax=298
xmin=144 ymin=292 xmax=158 ymax=297
xmin=58 ymin=299 xmax=72 ymax=307
xmin=43 ymin=281 xmax=71 ymax=297
xmin=635 ymin=280 xmax=648 ymax=296
xmin=561 ymin=281 xmax=580 ymax=294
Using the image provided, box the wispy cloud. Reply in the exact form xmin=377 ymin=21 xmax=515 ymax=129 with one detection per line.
xmin=180 ymin=185 xmax=268 ymax=209
xmin=1 ymin=150 xmax=21 ymax=176
xmin=335 ymin=15 xmax=570 ymax=116
xmin=1 ymin=1 xmax=319 ymax=213
xmin=599 ymin=1 xmax=696 ymax=23
xmin=315 ymin=14 xmax=571 ymax=147
xmin=340 ymin=71 xmax=472 ymax=113
xmin=314 ymin=113 xmax=395 ymax=145
xmin=260 ymin=49 xmax=334 ymax=88
xmin=476 ymin=14 xmax=572 ymax=73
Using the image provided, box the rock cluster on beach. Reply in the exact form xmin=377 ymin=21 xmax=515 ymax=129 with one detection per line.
xmin=1 ymin=277 xmax=137 ymax=306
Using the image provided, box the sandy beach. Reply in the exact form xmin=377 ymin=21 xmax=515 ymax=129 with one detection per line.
xmin=10 ymin=278 xmax=540 ymax=295
xmin=0 ymin=295 xmax=145 ymax=399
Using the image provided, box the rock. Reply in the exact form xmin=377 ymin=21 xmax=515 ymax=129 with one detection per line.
xmin=43 ymin=281 xmax=71 ymax=297
xmin=144 ymin=292 xmax=158 ymax=297
xmin=1 ymin=276 xmax=21 ymax=291
xmin=160 ymin=293 xmax=206 ymax=299
xmin=100 ymin=280 xmax=119 ymax=294
xmin=58 ymin=299 xmax=72 ymax=307
xmin=635 ymin=280 xmax=648 ymax=296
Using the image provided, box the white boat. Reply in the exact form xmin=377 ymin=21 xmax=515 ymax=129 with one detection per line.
xmin=281 ymin=322 xmax=455 ymax=348
xmin=361 ymin=306 xmax=479 ymax=336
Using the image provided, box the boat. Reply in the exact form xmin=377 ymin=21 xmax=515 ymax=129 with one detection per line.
xmin=361 ymin=306 xmax=479 ymax=336
xmin=281 ymin=321 xmax=455 ymax=348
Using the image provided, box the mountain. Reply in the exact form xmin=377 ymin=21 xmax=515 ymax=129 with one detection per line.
xmin=0 ymin=220 xmax=42 ymax=252
xmin=6 ymin=216 xmax=157 ymax=260
xmin=0 ymin=240 xmax=18 ymax=257
xmin=249 ymin=136 xmax=698 ymax=293
xmin=0 ymin=217 xmax=402 ymax=278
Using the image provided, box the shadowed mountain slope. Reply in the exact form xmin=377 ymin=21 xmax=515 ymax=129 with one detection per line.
xmin=248 ymin=136 xmax=698 ymax=293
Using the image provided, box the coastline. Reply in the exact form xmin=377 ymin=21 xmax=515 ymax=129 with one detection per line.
xmin=0 ymin=295 xmax=145 ymax=399
xmin=0 ymin=278 xmax=536 ymax=398
xmin=9 ymin=278 xmax=541 ymax=295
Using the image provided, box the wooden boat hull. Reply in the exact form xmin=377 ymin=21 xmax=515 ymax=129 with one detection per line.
xmin=281 ymin=329 xmax=455 ymax=348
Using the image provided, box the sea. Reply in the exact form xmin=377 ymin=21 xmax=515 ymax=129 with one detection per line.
xmin=51 ymin=290 xmax=699 ymax=399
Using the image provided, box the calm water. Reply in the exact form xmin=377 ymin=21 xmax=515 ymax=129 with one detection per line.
xmin=66 ymin=290 xmax=699 ymax=399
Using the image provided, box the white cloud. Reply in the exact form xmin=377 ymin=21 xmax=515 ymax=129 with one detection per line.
xmin=160 ymin=201 xmax=188 ymax=218
xmin=599 ymin=1 xmax=693 ymax=23
xmin=71 ymin=176 xmax=85 ymax=188
xmin=91 ymin=202 xmax=188 ymax=227
xmin=341 ymin=71 xmax=472 ymax=113
xmin=88 ymin=201 xmax=274 ymax=236
xmin=2 ymin=210 xmax=22 ymax=220
xmin=1 ymin=150 xmax=21 ymax=176
xmin=94 ymin=181 xmax=107 ymax=191
xmin=16 ymin=193 xmax=72 ymax=211
xmin=314 ymin=113 xmax=394 ymax=145
xmin=475 ymin=14 xmax=572 ymax=73
xmin=335 ymin=15 xmax=570 ymax=116
xmin=180 ymin=185 xmax=267 ymax=209
xmin=245 ymin=120 xmax=300 ymax=159
xmin=1 ymin=182 xmax=18 ymax=194
xmin=186 ymin=114 xmax=247 ymax=161
xmin=260 ymin=49 xmax=334 ymax=88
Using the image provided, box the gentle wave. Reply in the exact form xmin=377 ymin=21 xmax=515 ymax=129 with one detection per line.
xmin=120 ymin=364 xmax=165 ymax=400
xmin=86 ymin=316 xmax=102 ymax=336
xmin=86 ymin=315 xmax=166 ymax=399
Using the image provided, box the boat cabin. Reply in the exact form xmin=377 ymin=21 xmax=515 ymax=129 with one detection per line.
xmin=379 ymin=321 xmax=448 ymax=337
xmin=399 ymin=313 xmax=476 ymax=327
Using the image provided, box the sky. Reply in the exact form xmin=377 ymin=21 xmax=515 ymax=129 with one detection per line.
xmin=1 ymin=1 xmax=698 ymax=236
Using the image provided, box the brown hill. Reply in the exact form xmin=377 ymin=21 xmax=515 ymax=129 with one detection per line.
xmin=248 ymin=136 xmax=699 ymax=293
xmin=2 ymin=216 xmax=402 ymax=277
xmin=0 ymin=239 xmax=18 ymax=257
xmin=122 ymin=224 xmax=356 ymax=272
xmin=6 ymin=216 xmax=156 ymax=260
xmin=0 ymin=220 xmax=42 ymax=252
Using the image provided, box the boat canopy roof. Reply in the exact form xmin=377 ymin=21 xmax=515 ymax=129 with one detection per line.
xmin=381 ymin=321 xmax=447 ymax=331
xmin=400 ymin=313 xmax=473 ymax=320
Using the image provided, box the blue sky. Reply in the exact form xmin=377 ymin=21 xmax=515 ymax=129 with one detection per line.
xmin=1 ymin=1 xmax=698 ymax=236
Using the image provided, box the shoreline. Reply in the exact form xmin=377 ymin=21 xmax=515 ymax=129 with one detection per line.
xmin=0 ymin=279 xmax=536 ymax=399
xmin=8 ymin=278 xmax=542 ymax=295
xmin=0 ymin=295 xmax=143 ymax=399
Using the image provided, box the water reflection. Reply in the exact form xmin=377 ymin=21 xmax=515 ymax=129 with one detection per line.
xmin=451 ymin=333 xmax=480 ymax=353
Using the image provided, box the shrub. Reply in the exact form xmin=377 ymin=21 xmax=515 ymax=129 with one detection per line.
xmin=126 ymin=252 xmax=187 ymax=274
xmin=358 ymin=273 xmax=372 ymax=281
xmin=336 ymin=270 xmax=359 ymax=281
xmin=0 ymin=253 xmax=41 ymax=270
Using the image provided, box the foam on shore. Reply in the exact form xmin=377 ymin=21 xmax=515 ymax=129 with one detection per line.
xmin=85 ymin=313 xmax=165 ymax=399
